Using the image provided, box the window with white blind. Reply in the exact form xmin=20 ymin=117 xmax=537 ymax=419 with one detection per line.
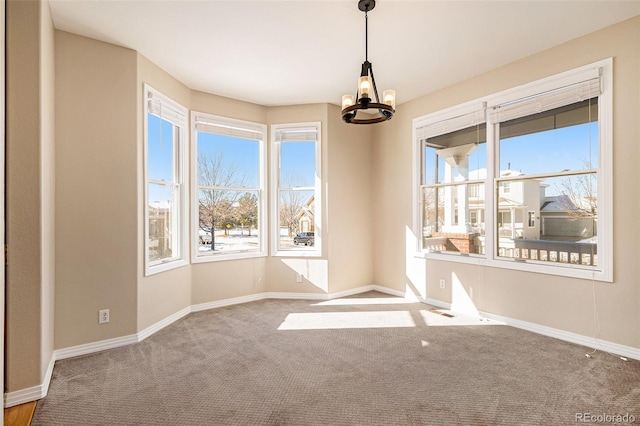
xmin=417 ymin=102 xmax=487 ymax=256
xmin=413 ymin=59 xmax=612 ymax=281
xmin=144 ymin=85 xmax=189 ymax=275
xmin=192 ymin=112 xmax=267 ymax=262
xmin=271 ymin=123 xmax=322 ymax=256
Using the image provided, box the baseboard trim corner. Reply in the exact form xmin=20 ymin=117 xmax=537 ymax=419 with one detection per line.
xmin=139 ymin=306 xmax=191 ymax=342
xmin=4 ymin=356 xmax=55 ymax=408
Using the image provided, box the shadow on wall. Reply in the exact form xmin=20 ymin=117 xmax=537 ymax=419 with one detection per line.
xmin=281 ymin=258 xmax=329 ymax=293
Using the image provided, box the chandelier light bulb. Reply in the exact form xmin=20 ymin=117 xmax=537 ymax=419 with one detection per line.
xmin=358 ymin=76 xmax=372 ymax=99
xmin=342 ymin=94 xmax=355 ymax=110
xmin=383 ymin=90 xmax=396 ymax=109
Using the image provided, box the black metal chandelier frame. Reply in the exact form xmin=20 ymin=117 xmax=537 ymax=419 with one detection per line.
xmin=341 ymin=0 xmax=395 ymax=124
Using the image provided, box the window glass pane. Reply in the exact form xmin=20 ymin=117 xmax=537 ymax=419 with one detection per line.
xmin=424 ymin=124 xmax=486 ymax=185
xmin=147 ymin=114 xmax=176 ymax=182
xmin=197 ymin=132 xmax=259 ymax=188
xmin=148 ymin=183 xmax=176 ymax=262
xmin=422 ymin=122 xmax=486 ymax=256
xmin=198 ymin=189 xmax=260 ymax=254
xmin=422 ymin=184 xmax=485 ymax=255
xmin=499 ymin=99 xmax=598 ymax=175
xmin=280 ymin=141 xmax=316 ymax=188
xmin=497 ymin=175 xmax=597 ymax=266
xmin=278 ymin=189 xmax=315 ymax=250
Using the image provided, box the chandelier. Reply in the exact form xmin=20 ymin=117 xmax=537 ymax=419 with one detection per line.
xmin=341 ymin=0 xmax=395 ymax=124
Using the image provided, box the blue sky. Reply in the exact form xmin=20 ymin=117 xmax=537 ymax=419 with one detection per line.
xmin=147 ymin=114 xmax=316 ymax=203
xmin=499 ymin=122 xmax=598 ymax=175
xmin=147 ymin=114 xmax=174 ymax=183
xmin=198 ymin=132 xmax=261 ymax=188
xmin=425 ymin=121 xmax=598 ymax=185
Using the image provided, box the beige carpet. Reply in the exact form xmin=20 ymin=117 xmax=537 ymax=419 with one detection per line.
xmin=32 ymin=292 xmax=640 ymax=425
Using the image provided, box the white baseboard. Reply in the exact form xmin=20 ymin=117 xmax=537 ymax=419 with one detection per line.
xmin=4 ymin=384 xmax=43 ymax=409
xmin=479 ymin=310 xmax=640 ymax=362
xmin=54 ymin=334 xmax=139 ymax=361
xmin=191 ymin=292 xmax=268 ymax=312
xmin=4 ymin=356 xmax=55 ymax=408
xmin=7 ymin=287 xmax=639 ymax=408
xmin=423 ymin=296 xmax=640 ymax=361
xmin=371 ymin=285 xmax=406 ymax=298
xmin=139 ymin=306 xmax=191 ymax=342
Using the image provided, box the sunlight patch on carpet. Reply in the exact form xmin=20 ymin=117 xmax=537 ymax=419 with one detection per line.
xmin=277 ymin=311 xmax=416 ymax=330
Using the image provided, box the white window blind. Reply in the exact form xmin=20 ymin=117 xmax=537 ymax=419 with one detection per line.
xmin=416 ymin=108 xmax=485 ymax=142
xmin=274 ymin=128 xmax=318 ymax=142
xmin=194 ymin=115 xmax=264 ymax=141
xmin=489 ymin=73 xmax=601 ymax=124
xmin=147 ymin=96 xmax=187 ymax=128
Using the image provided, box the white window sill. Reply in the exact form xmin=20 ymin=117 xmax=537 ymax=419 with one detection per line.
xmin=415 ymin=251 xmax=611 ymax=282
xmin=145 ymin=258 xmax=189 ymax=276
xmin=192 ymin=250 xmax=267 ymax=263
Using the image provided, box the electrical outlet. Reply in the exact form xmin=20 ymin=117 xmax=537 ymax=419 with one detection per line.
xmin=99 ymin=309 xmax=110 ymax=324
xmin=439 ymin=279 xmax=445 ymax=289
xmin=296 ymin=273 xmax=303 ymax=283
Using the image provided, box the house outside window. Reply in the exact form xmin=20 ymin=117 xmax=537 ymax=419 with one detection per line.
xmin=271 ymin=123 xmax=322 ymax=256
xmin=413 ymin=59 xmax=612 ymax=281
xmin=144 ymin=85 xmax=188 ymax=275
xmin=192 ymin=112 xmax=267 ymax=262
xmin=419 ymin=103 xmax=487 ymax=256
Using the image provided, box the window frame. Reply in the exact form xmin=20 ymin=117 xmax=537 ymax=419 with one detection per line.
xmin=528 ymin=211 xmax=536 ymax=228
xmin=270 ymin=122 xmax=322 ymax=257
xmin=144 ymin=84 xmax=189 ymax=276
xmin=413 ymin=58 xmax=613 ymax=282
xmin=191 ymin=112 xmax=267 ymax=263
xmin=414 ymin=100 xmax=488 ymax=258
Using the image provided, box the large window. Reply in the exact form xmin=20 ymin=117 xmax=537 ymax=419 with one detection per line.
xmin=419 ymin=105 xmax=487 ymax=256
xmin=414 ymin=59 xmax=612 ymax=281
xmin=192 ymin=113 xmax=267 ymax=262
xmin=144 ymin=85 xmax=188 ymax=275
xmin=494 ymin=97 xmax=599 ymax=265
xmin=271 ymin=123 xmax=321 ymax=256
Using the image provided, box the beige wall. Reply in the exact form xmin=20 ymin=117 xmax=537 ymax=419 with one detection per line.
xmin=5 ymin=0 xmax=56 ymax=392
xmin=372 ymin=16 xmax=640 ymax=348
xmin=326 ymin=105 xmax=374 ymax=294
xmin=55 ymin=31 xmax=138 ymax=348
xmin=1 ymin=0 xmax=6 ymax=403
xmin=40 ymin=0 xmax=56 ymax=386
xmin=264 ymin=104 xmax=330 ymax=294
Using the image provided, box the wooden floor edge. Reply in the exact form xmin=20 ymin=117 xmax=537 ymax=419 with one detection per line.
xmin=4 ymin=401 xmax=37 ymax=426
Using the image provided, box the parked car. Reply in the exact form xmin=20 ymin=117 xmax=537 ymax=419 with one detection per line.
xmin=293 ymin=232 xmax=314 ymax=246
xmin=199 ymin=233 xmax=212 ymax=245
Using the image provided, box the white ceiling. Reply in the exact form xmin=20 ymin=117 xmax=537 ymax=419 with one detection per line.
xmin=48 ymin=1 xmax=640 ymax=107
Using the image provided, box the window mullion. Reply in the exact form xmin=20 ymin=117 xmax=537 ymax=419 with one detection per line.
xmin=485 ymin=121 xmax=498 ymax=260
